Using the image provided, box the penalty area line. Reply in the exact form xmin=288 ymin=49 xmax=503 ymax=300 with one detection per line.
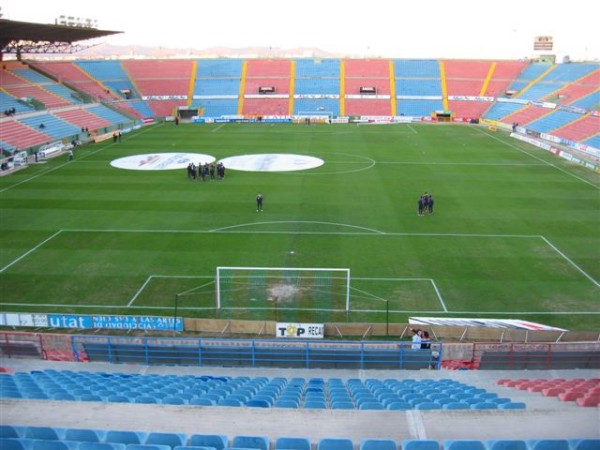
xmin=127 ymin=274 xmax=213 ymax=307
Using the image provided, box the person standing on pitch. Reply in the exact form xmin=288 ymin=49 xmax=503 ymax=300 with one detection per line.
xmin=256 ymin=193 xmax=264 ymax=212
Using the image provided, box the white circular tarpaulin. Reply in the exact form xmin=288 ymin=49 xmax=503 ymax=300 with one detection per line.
xmin=218 ymin=154 xmax=324 ymax=172
xmin=110 ymin=153 xmax=215 ymax=171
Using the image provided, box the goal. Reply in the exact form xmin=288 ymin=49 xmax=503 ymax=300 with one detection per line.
xmin=215 ymin=267 xmax=350 ymax=318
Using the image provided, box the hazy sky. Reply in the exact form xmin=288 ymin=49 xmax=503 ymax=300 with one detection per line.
xmin=2 ymin=0 xmax=598 ymax=60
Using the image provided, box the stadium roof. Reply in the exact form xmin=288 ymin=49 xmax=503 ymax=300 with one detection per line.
xmin=0 ymin=18 xmax=122 ymax=55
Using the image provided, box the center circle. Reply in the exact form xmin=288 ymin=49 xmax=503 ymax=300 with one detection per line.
xmin=219 ymin=154 xmax=324 ymax=172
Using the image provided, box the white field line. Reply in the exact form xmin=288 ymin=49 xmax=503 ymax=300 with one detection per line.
xmin=0 ymin=230 xmax=63 ymax=273
xmin=407 ymin=124 xmax=418 ymax=134
xmin=475 ymin=127 xmax=599 ymax=189
xmin=430 ymin=279 xmax=448 ymax=312
xmin=540 ymin=235 xmax=600 ymax=288
xmin=0 ymin=122 xmax=161 ymax=194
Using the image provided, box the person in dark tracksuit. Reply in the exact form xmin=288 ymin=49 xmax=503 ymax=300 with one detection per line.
xmin=256 ymin=193 xmax=264 ymax=212
xmin=417 ymin=196 xmax=424 ymax=216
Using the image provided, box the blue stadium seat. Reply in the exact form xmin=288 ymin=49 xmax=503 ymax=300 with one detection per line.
xmin=485 ymin=440 xmax=527 ymax=450
xmin=0 ymin=438 xmax=34 ymax=450
xmin=189 ymin=398 xmax=214 ymax=406
xmin=498 ymin=402 xmax=526 ymax=410
xmin=246 ymin=399 xmax=271 ymax=408
xmin=359 ymin=439 xmax=397 ymax=450
xmin=443 ymin=402 xmax=470 ymax=410
xmin=174 ymin=446 xmax=216 ymax=450
xmin=275 ymin=437 xmax=311 ymax=450
xmin=231 ymin=436 xmax=269 ymax=450
xmin=526 ymin=440 xmax=570 ymax=450
xmin=444 ymin=441 xmax=486 ymax=450
xmin=24 ymin=428 xmax=64 ymax=441
xmin=105 ymin=431 xmax=147 ymax=446
xmin=189 ymin=435 xmax=228 ymax=450
xmin=402 ymin=441 xmax=440 ymax=450
xmin=145 ymin=433 xmax=187 ymax=448
xmin=64 ymin=429 xmax=104 ymax=442
xmin=126 ymin=445 xmax=171 ymax=450
xmin=386 ymin=402 xmax=412 ymax=410
xmin=0 ymin=426 xmax=23 ymax=438
xmin=567 ymin=440 xmax=600 ymax=450
xmin=134 ymin=396 xmax=160 ymax=404
xmin=331 ymin=401 xmax=355 ymax=410
xmin=318 ymin=438 xmax=354 ymax=450
xmin=32 ymin=441 xmax=77 ymax=450
xmin=79 ymin=443 xmax=127 ymax=450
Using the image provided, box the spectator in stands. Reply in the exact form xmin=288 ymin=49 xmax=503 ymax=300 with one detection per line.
xmin=411 ymin=328 xmax=422 ymax=349
xmin=39 ymin=123 xmax=45 ymax=129
xmin=420 ymin=331 xmax=431 ymax=349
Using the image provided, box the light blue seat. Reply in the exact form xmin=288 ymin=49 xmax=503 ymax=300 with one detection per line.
xmin=24 ymin=428 xmax=64 ymax=441
xmin=526 ymin=440 xmax=570 ymax=450
xmin=189 ymin=398 xmax=214 ymax=406
xmin=107 ymin=395 xmax=131 ymax=403
xmin=145 ymin=433 xmax=187 ymax=449
xmin=443 ymin=402 xmax=470 ymax=410
xmin=273 ymin=400 xmax=299 ymax=408
xmin=126 ymin=445 xmax=171 ymax=450
xmin=135 ymin=396 xmax=160 ymax=404
xmin=162 ymin=396 xmax=187 ymax=405
xmin=189 ymin=435 xmax=228 ymax=450
xmin=174 ymin=446 xmax=216 ymax=450
xmin=498 ymin=402 xmax=526 ymax=410
xmin=358 ymin=402 xmax=385 ymax=410
xmin=304 ymin=400 xmax=327 ymax=409
xmin=386 ymin=402 xmax=412 ymax=410
xmin=79 ymin=443 xmax=127 ymax=450
xmin=331 ymin=401 xmax=355 ymax=410
xmin=415 ymin=402 xmax=441 ymax=410
xmin=246 ymin=399 xmax=271 ymax=408
xmin=79 ymin=394 xmax=103 ymax=402
xmin=64 ymin=429 xmax=104 ymax=443
xmin=0 ymin=426 xmax=23 ymax=438
xmin=568 ymin=440 xmax=600 ymax=450
xmin=32 ymin=441 xmax=77 ymax=450
xmin=0 ymin=438 xmax=34 ymax=450
xmin=231 ymin=436 xmax=269 ymax=450
xmin=485 ymin=440 xmax=527 ymax=450
xmin=105 ymin=431 xmax=147 ymax=446
xmin=217 ymin=398 xmax=242 ymax=407
xmin=402 ymin=441 xmax=440 ymax=450
xmin=444 ymin=441 xmax=485 ymax=450
xmin=275 ymin=437 xmax=311 ymax=450
xmin=360 ymin=439 xmax=397 ymax=450
xmin=318 ymin=438 xmax=354 ymax=450
xmin=470 ymin=403 xmax=497 ymax=410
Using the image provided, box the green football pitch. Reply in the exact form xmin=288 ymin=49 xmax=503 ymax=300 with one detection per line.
xmin=1 ymin=122 xmax=598 ymax=330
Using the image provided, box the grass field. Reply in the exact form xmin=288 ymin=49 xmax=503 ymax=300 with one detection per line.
xmin=1 ymin=122 xmax=598 ymax=330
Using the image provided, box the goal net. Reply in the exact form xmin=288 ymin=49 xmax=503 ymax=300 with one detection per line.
xmin=216 ymin=266 xmax=350 ymax=321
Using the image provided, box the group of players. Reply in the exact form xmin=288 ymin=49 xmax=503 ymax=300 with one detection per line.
xmin=186 ymin=162 xmax=225 ymax=181
xmin=417 ymin=192 xmax=434 ymax=216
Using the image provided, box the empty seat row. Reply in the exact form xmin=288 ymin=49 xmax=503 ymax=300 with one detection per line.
xmin=1 ymin=427 xmax=598 ymax=450
xmin=1 ymin=371 xmax=516 ymax=410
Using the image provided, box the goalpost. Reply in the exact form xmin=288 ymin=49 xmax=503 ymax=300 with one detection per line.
xmin=295 ymin=111 xmax=334 ymax=124
xmin=215 ymin=267 xmax=351 ymax=315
